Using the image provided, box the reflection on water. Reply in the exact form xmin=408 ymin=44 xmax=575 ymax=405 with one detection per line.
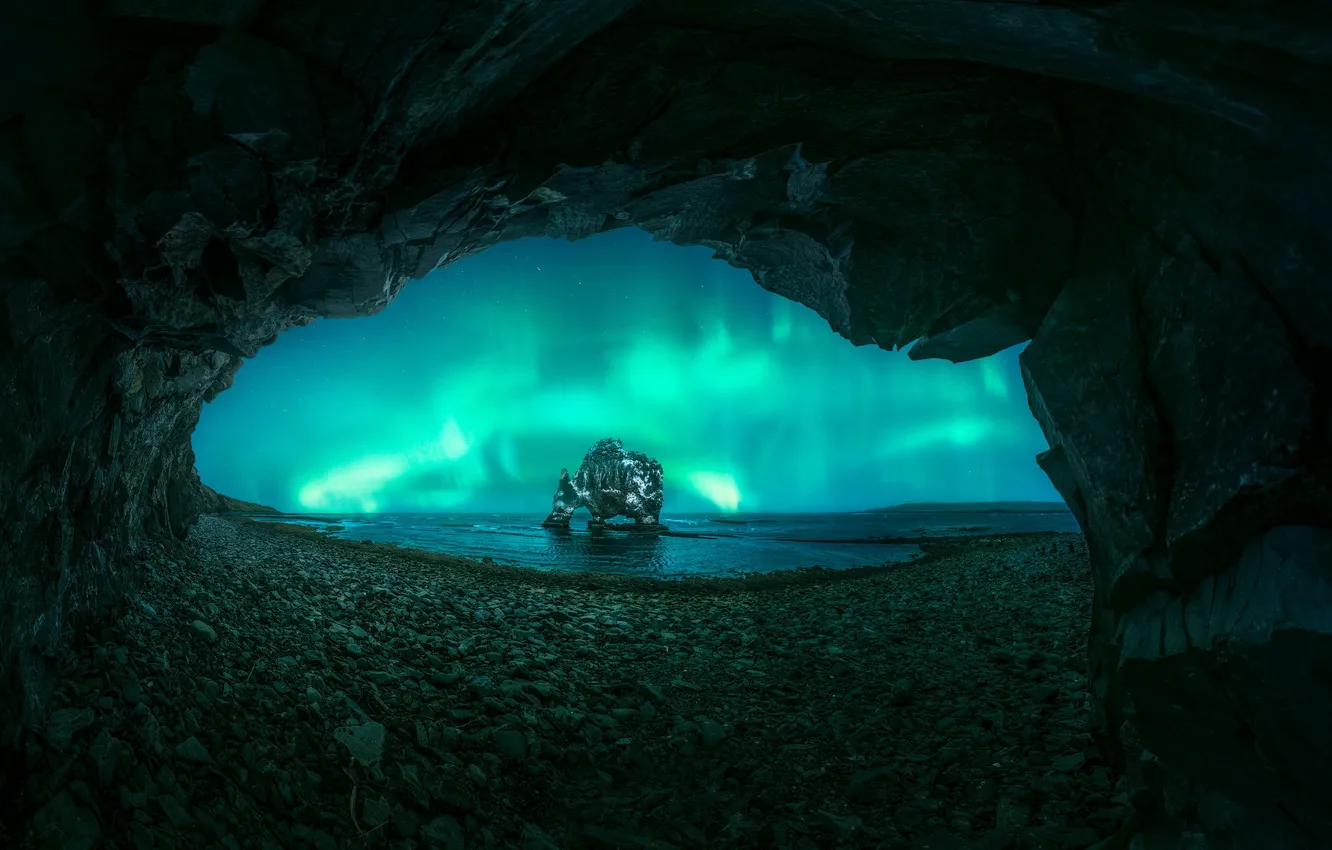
xmin=544 ymin=526 xmax=670 ymax=574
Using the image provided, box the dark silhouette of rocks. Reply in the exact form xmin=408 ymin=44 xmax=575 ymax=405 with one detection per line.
xmin=542 ymin=439 xmax=665 ymax=532
xmin=195 ymin=483 xmax=279 ymax=515
xmin=0 ymin=2 xmax=1328 ymax=848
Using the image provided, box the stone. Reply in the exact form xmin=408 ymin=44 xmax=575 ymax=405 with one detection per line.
xmin=847 ymin=766 xmax=895 ymax=800
xmin=29 ymin=789 xmax=101 ymax=848
xmin=1052 ymin=753 xmax=1087 ymax=773
xmin=174 ymin=736 xmax=212 ymax=763
xmin=392 ymin=805 xmax=421 ymax=838
xmin=523 ymin=823 xmax=560 ymax=850
xmin=89 ymin=729 xmax=128 ymax=784
xmin=467 ymin=763 xmax=488 ymax=787
xmin=334 ymin=721 xmax=387 ymax=765
xmin=158 ymin=794 xmax=195 ymax=829
xmin=45 ymin=707 xmax=95 ymax=751
xmin=995 ymin=797 xmax=1031 ymax=830
xmin=187 ymin=620 xmax=218 ymax=644
xmin=421 ymin=814 xmax=466 ymax=850
xmin=362 ymin=795 xmax=391 ymax=828
xmin=130 ymin=821 xmax=155 ymax=850
xmin=135 ymin=712 xmax=166 ymax=757
xmin=698 ymin=719 xmax=727 ymax=748
xmin=493 ymin=729 xmax=528 ymax=760
xmin=541 ymin=439 xmax=665 ymax=530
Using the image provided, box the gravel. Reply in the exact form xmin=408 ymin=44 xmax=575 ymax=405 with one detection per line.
xmin=10 ymin=515 xmax=1128 ymax=849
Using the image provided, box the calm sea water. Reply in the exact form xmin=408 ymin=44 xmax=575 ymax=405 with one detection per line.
xmin=252 ymin=509 xmax=1080 ymax=579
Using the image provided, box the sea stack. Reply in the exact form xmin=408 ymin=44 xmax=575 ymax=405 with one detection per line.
xmin=541 ymin=439 xmax=665 ymax=532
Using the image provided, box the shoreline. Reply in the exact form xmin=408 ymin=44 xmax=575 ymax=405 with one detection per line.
xmin=14 ymin=515 xmax=1126 ymax=849
xmin=243 ymin=514 xmax=1075 ymax=594
xmin=238 ymin=509 xmax=1072 ymax=547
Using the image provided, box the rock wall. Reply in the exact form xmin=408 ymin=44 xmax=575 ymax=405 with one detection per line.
xmin=0 ymin=1 xmax=1327 ymax=846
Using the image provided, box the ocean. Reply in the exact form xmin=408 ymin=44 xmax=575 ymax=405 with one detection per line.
xmin=251 ymin=508 xmax=1080 ymax=579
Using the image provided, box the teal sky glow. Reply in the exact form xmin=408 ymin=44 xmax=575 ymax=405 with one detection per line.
xmin=193 ymin=229 xmax=1058 ymax=514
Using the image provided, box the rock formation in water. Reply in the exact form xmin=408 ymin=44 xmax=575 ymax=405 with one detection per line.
xmin=543 ymin=468 xmax=582 ymax=527
xmin=542 ymin=439 xmax=665 ymax=530
xmin=0 ymin=2 xmax=1329 ymax=846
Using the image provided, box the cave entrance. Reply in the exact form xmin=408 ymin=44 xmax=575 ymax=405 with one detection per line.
xmin=193 ymin=229 xmax=1060 ymax=527
xmin=1 ymin=3 xmax=1325 ymax=844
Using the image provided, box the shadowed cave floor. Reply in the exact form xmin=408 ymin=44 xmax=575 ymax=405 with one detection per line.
xmin=12 ymin=517 xmax=1130 ymax=849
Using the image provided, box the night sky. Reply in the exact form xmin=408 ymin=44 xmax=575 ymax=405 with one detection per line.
xmin=193 ymin=229 xmax=1059 ymax=514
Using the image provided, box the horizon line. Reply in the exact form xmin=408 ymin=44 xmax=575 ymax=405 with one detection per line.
xmin=247 ymin=499 xmax=1072 ymax=516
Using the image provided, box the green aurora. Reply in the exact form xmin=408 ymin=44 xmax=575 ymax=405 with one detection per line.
xmin=193 ymin=229 xmax=1059 ymax=514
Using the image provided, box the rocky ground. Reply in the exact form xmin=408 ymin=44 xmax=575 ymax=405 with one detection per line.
xmin=7 ymin=516 xmax=1130 ymax=849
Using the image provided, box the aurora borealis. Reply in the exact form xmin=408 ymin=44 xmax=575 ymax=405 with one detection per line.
xmin=193 ymin=229 xmax=1060 ymax=514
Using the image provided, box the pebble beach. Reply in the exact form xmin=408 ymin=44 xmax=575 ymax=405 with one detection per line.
xmin=11 ymin=515 xmax=1130 ymax=849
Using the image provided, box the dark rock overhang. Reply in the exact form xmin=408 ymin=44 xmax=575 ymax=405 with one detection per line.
xmin=0 ymin=1 xmax=1329 ymax=847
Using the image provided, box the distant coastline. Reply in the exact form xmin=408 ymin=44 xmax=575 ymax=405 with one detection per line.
xmin=858 ymin=500 xmax=1071 ymax=514
xmin=197 ymin=482 xmax=280 ymax=515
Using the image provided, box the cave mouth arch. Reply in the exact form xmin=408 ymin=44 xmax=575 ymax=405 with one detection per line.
xmin=0 ymin=1 xmax=1328 ymax=846
xmin=190 ymin=230 xmax=1059 ymax=520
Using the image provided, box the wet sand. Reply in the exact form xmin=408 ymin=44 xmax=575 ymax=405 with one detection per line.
xmin=11 ymin=516 xmax=1128 ymax=849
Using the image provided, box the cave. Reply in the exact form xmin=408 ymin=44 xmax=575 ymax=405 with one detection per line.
xmin=1 ymin=1 xmax=1329 ymax=847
